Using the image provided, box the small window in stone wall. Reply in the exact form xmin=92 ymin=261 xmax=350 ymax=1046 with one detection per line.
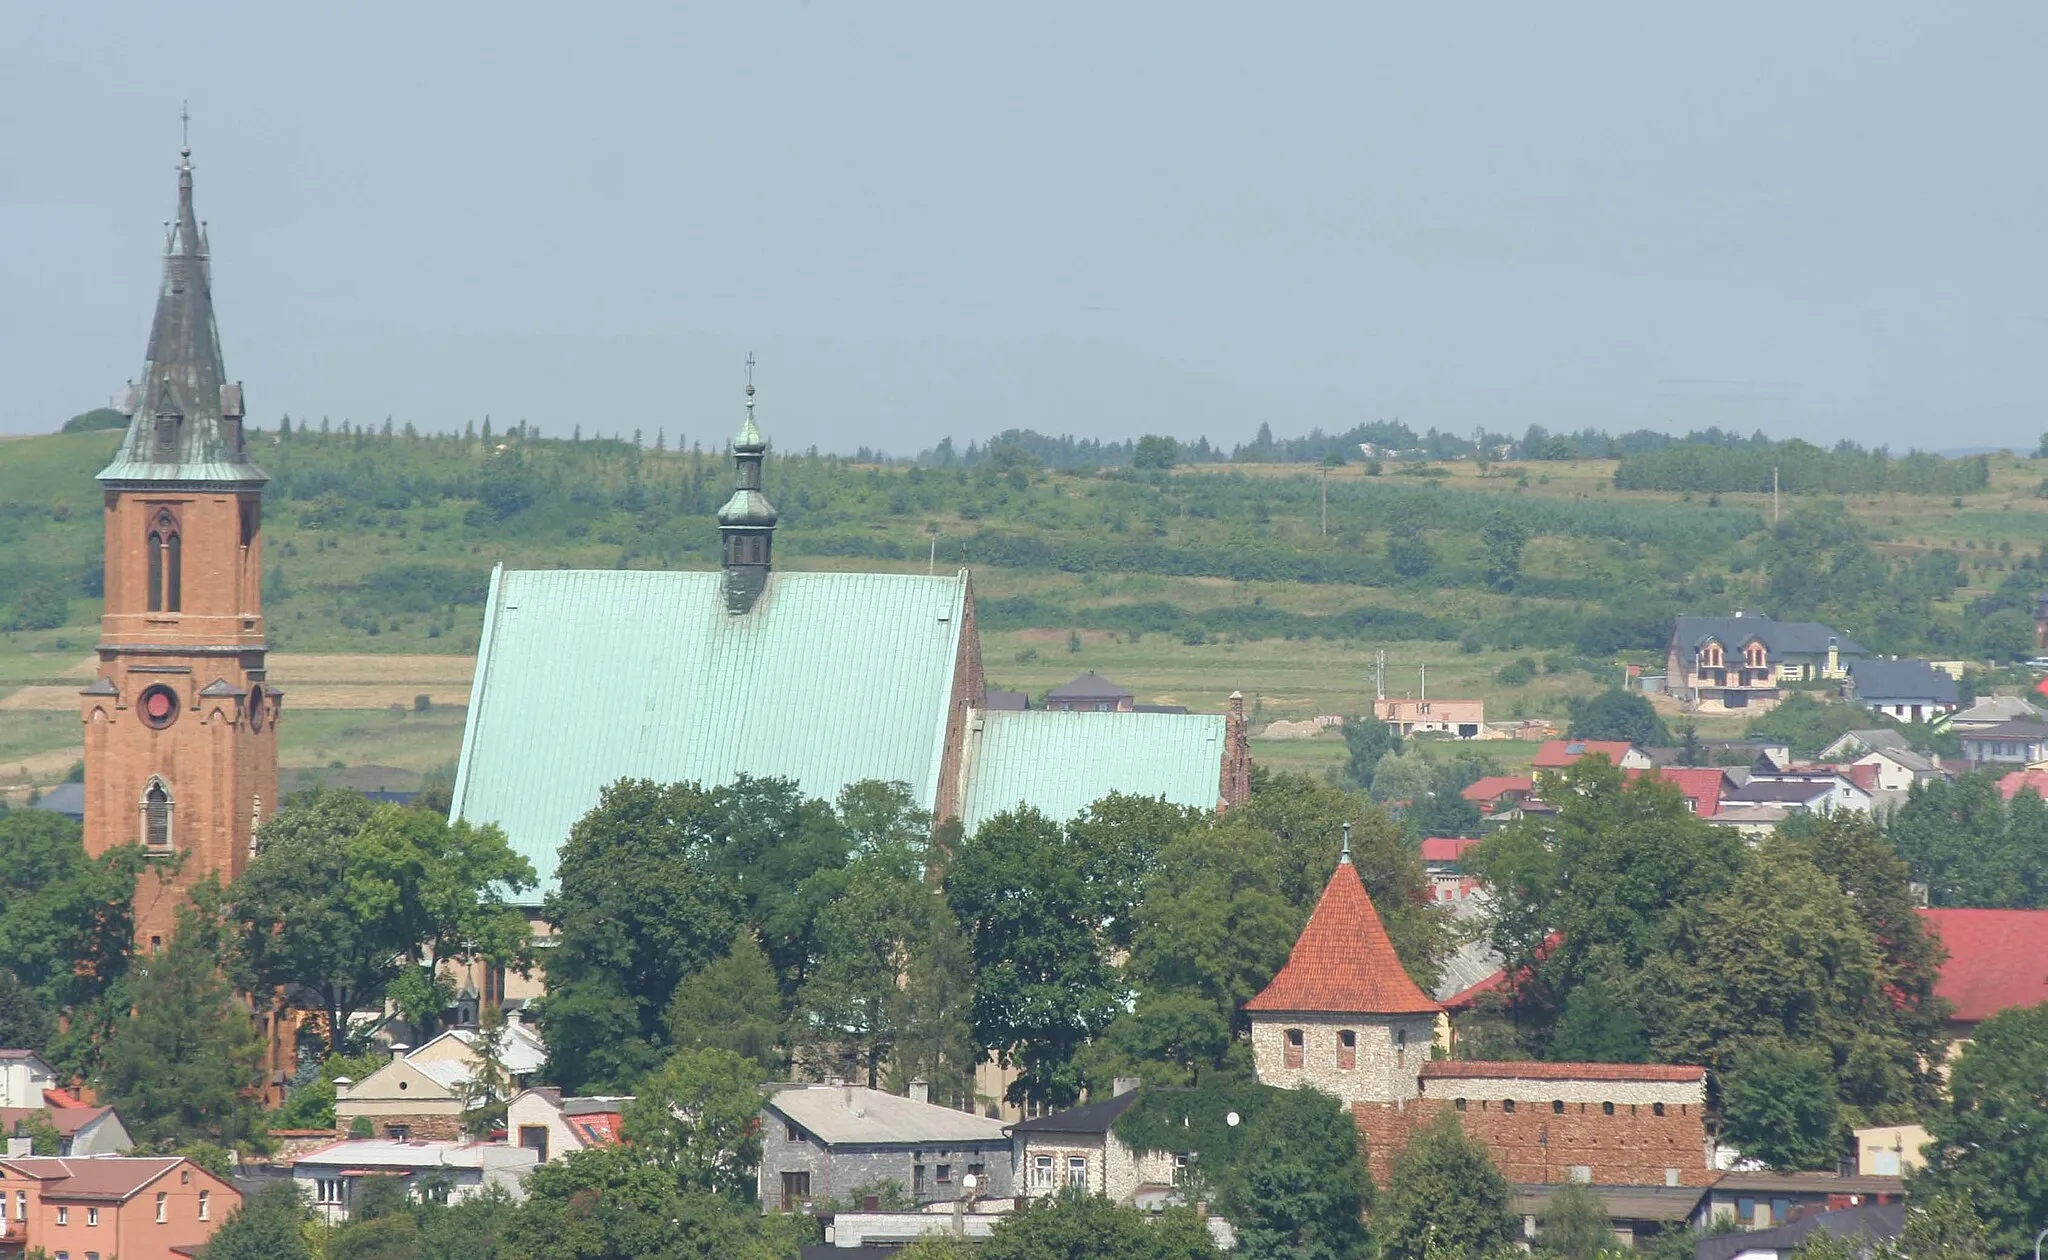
xmin=1653 ymin=1102 xmax=1666 ymax=1117
xmin=1284 ymin=1029 xmax=1304 ymax=1069
xmin=1502 ymin=1098 xmax=1516 ymax=1113
xmin=1338 ymin=1030 xmax=1356 ymax=1070
xmin=1602 ymin=1102 xmax=1615 ymax=1115
xmin=1552 ymin=1100 xmax=1564 ymax=1114
xmin=1455 ymin=1098 xmax=1467 ymax=1111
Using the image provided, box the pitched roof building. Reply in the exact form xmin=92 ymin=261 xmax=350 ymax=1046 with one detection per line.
xmin=1916 ymin=908 xmax=2048 ymax=1031
xmin=1533 ymin=740 xmax=1650 ymax=770
xmin=451 ymin=397 xmax=1250 ymax=903
xmin=0 ymin=1155 xmax=238 ymax=1260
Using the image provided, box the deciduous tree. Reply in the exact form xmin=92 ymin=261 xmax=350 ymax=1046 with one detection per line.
xmin=1910 ymin=1003 xmax=2048 ymax=1254
xmin=1376 ymin=1111 xmax=1518 ymax=1260
xmin=623 ymin=1047 xmax=769 ymax=1201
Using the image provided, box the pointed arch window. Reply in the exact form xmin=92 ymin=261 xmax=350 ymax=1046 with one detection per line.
xmin=147 ymin=510 xmax=181 ymax=612
xmin=141 ymin=778 xmax=174 ymax=850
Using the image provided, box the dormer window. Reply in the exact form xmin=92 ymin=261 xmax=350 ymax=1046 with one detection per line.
xmin=1700 ymin=641 xmax=1724 ymax=669
xmin=153 ymin=412 xmax=180 ymax=459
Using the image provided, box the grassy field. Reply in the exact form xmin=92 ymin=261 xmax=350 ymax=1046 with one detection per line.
xmin=3 ymin=426 xmax=2043 ymax=804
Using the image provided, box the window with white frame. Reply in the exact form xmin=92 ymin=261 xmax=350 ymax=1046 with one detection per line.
xmin=157 ymin=1191 xmax=167 ymax=1222
xmin=315 ymin=1178 xmax=348 ymax=1206
xmin=1066 ymin=1156 xmax=1086 ymax=1189
xmin=199 ymin=1190 xmax=210 ymax=1221
xmin=1032 ymin=1155 xmax=1054 ymax=1188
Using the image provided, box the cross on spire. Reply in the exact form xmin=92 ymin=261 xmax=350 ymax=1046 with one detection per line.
xmin=745 ymin=351 xmax=757 ymax=398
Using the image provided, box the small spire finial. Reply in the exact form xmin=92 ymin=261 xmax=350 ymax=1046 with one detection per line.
xmin=179 ymin=100 xmax=192 ymax=160
xmin=745 ymin=351 xmax=756 ymax=401
xmin=1340 ymin=822 xmax=1352 ymax=865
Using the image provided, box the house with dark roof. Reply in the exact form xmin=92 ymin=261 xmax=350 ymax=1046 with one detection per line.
xmin=1939 ymin=694 xmax=2041 ymax=731
xmin=24 ymin=782 xmax=85 ymax=823
xmin=1916 ymin=907 xmax=2048 ymax=1041
xmin=1666 ymin=614 xmax=1863 ymax=712
xmin=1247 ymin=841 xmax=1711 ymax=1189
xmin=1008 ymin=1083 xmax=1183 ymax=1204
xmin=1043 ymin=673 xmax=1135 ymax=712
xmin=1718 ymin=773 xmax=1873 ymax=818
xmin=448 ymin=413 xmax=1251 ymax=913
xmin=1845 ymin=659 xmax=1959 ymax=725
xmin=1695 ymin=1200 xmax=1904 ymax=1260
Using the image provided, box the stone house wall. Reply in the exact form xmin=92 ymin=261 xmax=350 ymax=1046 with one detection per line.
xmin=756 ymin=1119 xmax=1012 ymax=1211
xmin=1250 ymin=1014 xmax=1436 ymax=1105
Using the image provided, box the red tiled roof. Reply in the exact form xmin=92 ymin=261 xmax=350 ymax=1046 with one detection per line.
xmin=1420 ymin=836 xmax=1482 ymax=863
xmin=570 ymin=1113 xmax=623 ymax=1145
xmin=1917 ymin=908 xmax=2048 ymax=1023
xmin=1533 ymin=740 xmax=1637 ymax=769
xmin=1997 ymin=769 xmax=2048 ymax=802
xmin=0 ymin=1106 xmax=113 ymax=1138
xmin=1245 ymin=860 xmax=1440 ymax=1015
xmin=0 ymin=1156 xmax=184 ymax=1201
xmin=1461 ymin=776 xmax=1534 ymax=808
xmin=41 ymin=1088 xmax=87 ymax=1110
xmin=1421 ymin=1061 xmax=1705 ymax=1082
xmin=1625 ymin=766 xmax=1727 ymax=818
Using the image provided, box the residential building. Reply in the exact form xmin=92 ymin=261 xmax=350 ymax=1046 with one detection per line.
xmin=1374 ymin=698 xmax=1485 ymax=739
xmin=1718 ymin=773 xmax=1873 ymax=817
xmin=1695 ymin=1202 xmax=1904 ymax=1260
xmin=1845 ymin=745 xmax=1945 ymax=793
xmin=1852 ymin=1124 xmax=1929 ymax=1177
xmin=0 ymin=1055 xmax=58 ymax=1111
xmin=334 ymin=1051 xmax=468 ymax=1141
xmin=447 ymin=397 xmax=1251 ymax=913
xmin=1844 ymin=660 xmax=1959 ymax=725
xmin=1916 ymin=908 xmax=2048 ymax=1043
xmin=290 ymin=1139 xmax=538 ymax=1223
xmin=1043 ymin=673 xmax=1134 ymax=712
xmin=0 ymin=1106 xmax=132 ymax=1157
xmin=1009 ymin=1084 xmax=1185 ymax=1204
xmin=506 ymin=1089 xmax=628 ymax=1163
xmin=1627 ymin=767 xmax=1731 ymax=817
xmin=24 ymin=783 xmax=85 ymax=824
xmin=1666 ymin=614 xmax=1863 ymax=711
xmin=1956 ymin=720 xmax=2048 ymax=767
xmin=1940 ymin=695 xmax=2041 ymax=731
xmin=1461 ymin=775 xmax=1540 ymax=824
xmin=79 ymin=143 xmax=279 ymax=959
xmin=404 ymin=1016 xmax=548 ymax=1089
xmin=1420 ymin=837 xmax=1483 ymax=902
xmin=1533 ymin=741 xmax=1653 ymax=771
xmin=1697 ymin=1173 xmax=1901 ymax=1231
xmin=1246 ymin=846 xmax=1711 ymax=1188
xmin=1817 ymin=729 xmax=1910 ymax=761
xmin=0 ymin=1155 xmax=238 ymax=1260
xmin=757 ymin=1083 xmax=1014 ymax=1212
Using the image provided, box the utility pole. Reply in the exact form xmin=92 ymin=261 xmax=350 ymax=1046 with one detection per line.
xmin=1420 ymin=664 xmax=1427 ymax=702
xmin=1320 ymin=468 xmax=1330 ymax=538
xmin=1773 ymin=465 xmax=1780 ymax=524
xmin=1375 ymin=650 xmax=1386 ymax=701
xmin=928 ymin=529 xmax=940 ymax=575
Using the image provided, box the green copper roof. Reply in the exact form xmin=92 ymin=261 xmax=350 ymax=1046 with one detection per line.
xmin=451 ymin=566 xmax=969 ymax=900
xmin=957 ymin=709 xmax=1227 ymax=836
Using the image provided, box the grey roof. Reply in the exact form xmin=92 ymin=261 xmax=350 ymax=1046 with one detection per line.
xmin=1007 ymin=1089 xmax=1145 ymax=1136
xmin=98 ymin=148 xmax=266 ymax=489
xmin=1515 ymin=1184 xmax=1705 ymax=1225
xmin=28 ymin=782 xmax=85 ymax=821
xmin=1848 ymin=659 xmax=1958 ymax=704
xmin=1670 ymin=614 xmax=1864 ymax=660
xmin=1046 ymin=672 xmax=1135 ymax=701
xmin=983 ymin=689 xmax=1029 ymax=711
xmin=1823 ymin=729 xmax=1911 ymax=757
xmin=766 ymin=1085 xmax=1011 ymax=1147
xmin=1723 ymin=779 xmax=1843 ymax=805
xmin=1860 ymin=745 xmax=1943 ymax=775
xmin=1956 ymin=720 xmax=2048 ymax=741
xmin=1696 ymin=1202 xmax=1905 ymax=1260
xmin=1946 ymin=695 xmax=2042 ymax=726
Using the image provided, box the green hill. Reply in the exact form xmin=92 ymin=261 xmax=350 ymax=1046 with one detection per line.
xmin=2 ymin=424 xmax=2043 ymax=793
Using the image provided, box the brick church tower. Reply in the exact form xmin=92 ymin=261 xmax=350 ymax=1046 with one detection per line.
xmin=81 ymin=143 xmax=277 ymax=951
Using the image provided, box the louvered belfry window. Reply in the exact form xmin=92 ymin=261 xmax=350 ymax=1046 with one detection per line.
xmin=143 ymin=780 xmax=173 ymax=849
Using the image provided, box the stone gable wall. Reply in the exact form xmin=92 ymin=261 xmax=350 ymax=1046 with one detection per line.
xmin=1251 ymin=1014 xmax=1435 ymax=1104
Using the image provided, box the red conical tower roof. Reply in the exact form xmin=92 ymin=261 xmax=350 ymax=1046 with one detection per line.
xmin=1245 ymin=856 xmax=1441 ymax=1016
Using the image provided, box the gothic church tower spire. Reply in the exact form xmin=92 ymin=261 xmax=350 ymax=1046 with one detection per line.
xmin=82 ymin=138 xmax=278 ymax=953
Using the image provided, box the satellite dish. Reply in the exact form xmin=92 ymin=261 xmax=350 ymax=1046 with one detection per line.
xmin=1225 ymin=1111 xmax=1241 ymax=1128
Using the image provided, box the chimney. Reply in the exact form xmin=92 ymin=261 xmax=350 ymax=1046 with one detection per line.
xmin=389 ymin=1043 xmax=410 ymax=1062
xmin=908 ymin=1078 xmax=930 ymax=1106
xmin=1112 ymin=1076 xmax=1141 ymax=1098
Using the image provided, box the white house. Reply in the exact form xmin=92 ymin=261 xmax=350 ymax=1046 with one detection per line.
xmin=291 ymin=1138 xmax=539 ymax=1222
xmin=506 ymin=1088 xmax=629 ymax=1164
xmin=0 ymin=1053 xmax=58 ymax=1110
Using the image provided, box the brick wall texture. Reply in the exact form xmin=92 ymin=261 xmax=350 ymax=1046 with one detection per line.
xmin=1352 ymin=1092 xmax=1711 ymax=1188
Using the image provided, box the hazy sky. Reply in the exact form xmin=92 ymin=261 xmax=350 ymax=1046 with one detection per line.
xmin=8 ymin=3 xmax=2046 ymax=454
